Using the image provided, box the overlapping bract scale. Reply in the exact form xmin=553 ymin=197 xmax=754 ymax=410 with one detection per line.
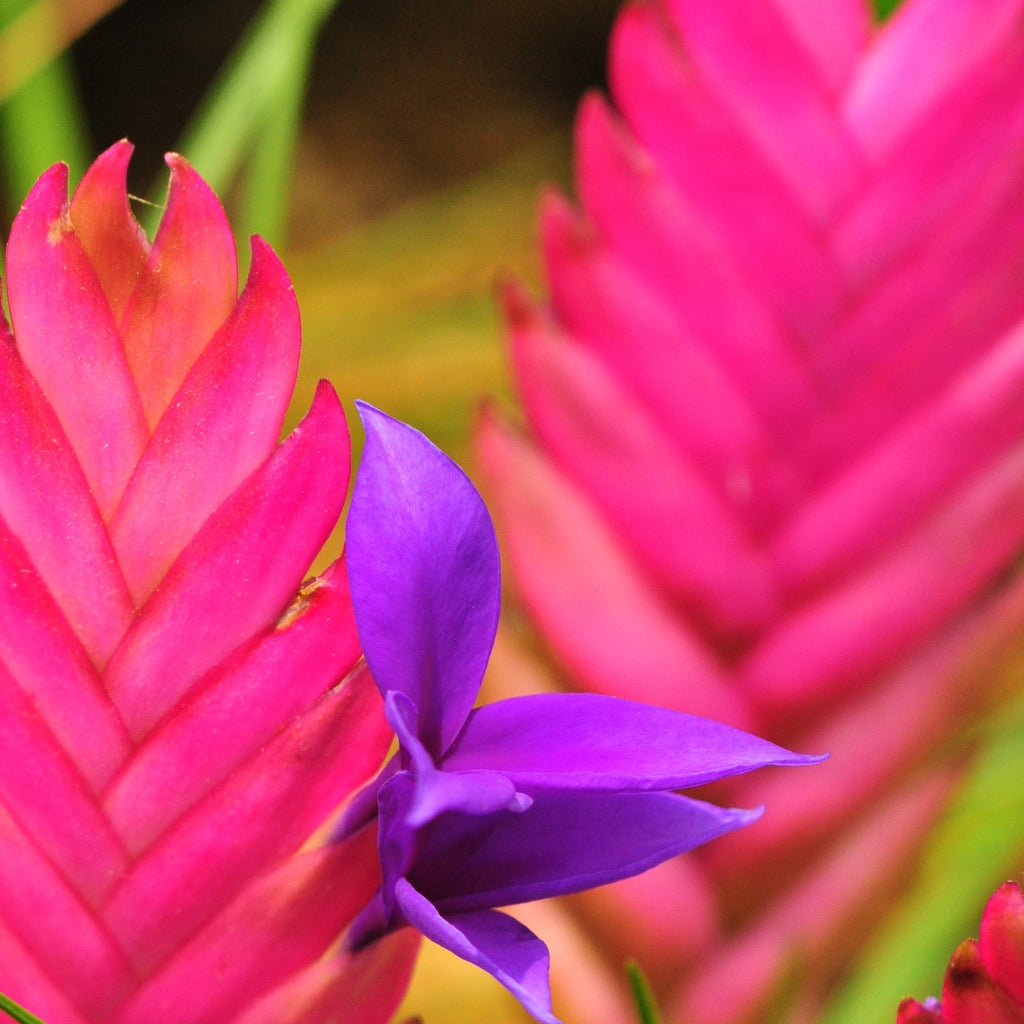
xmin=899 ymin=880 xmax=1024 ymax=1024
xmin=476 ymin=2 xmax=1024 ymax=1021
xmin=0 ymin=143 xmax=416 ymax=1024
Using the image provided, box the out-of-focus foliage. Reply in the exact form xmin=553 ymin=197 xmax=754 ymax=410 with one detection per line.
xmin=627 ymin=963 xmax=664 ymax=1024
xmin=824 ymin=671 xmax=1024 ymax=1024
xmin=0 ymin=0 xmax=341 ymax=248
xmin=0 ymin=0 xmax=96 ymax=204
xmin=873 ymin=0 xmax=904 ymax=20
xmin=151 ymin=0 xmax=340 ymax=246
xmin=287 ymin=138 xmax=565 ymax=462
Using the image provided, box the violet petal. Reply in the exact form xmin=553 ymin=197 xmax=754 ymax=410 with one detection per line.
xmin=393 ymin=879 xmax=559 ymax=1024
xmin=408 ymin=789 xmax=761 ymax=912
xmin=445 ymin=692 xmax=825 ymax=789
xmin=347 ymin=403 xmax=500 ymax=756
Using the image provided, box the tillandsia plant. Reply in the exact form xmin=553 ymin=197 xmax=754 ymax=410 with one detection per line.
xmin=0 ymin=145 xmax=822 ymax=1024
xmin=0 ymin=141 xmax=420 ymax=1024
xmin=476 ymin=0 xmax=1024 ymax=1021
xmin=898 ymin=880 xmax=1024 ymax=1024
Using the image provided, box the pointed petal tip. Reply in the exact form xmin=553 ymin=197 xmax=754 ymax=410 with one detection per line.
xmin=394 ymin=883 xmax=561 ymax=1024
xmin=247 ymin=233 xmax=283 ymax=269
xmin=87 ymin=139 xmax=135 ymax=175
xmin=739 ymin=803 xmax=765 ymax=827
xmin=539 ymin=188 xmax=589 ymax=240
xmin=540 ymin=191 xmax=603 ymax=274
xmin=163 ymin=151 xmax=190 ymax=172
xmin=22 ymin=161 xmax=70 ymax=211
xmin=787 ymin=750 xmax=828 ymax=767
xmin=241 ymin=233 xmax=297 ymax=306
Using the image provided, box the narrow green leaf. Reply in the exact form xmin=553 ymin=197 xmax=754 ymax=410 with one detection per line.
xmin=0 ymin=0 xmax=89 ymax=217
xmin=150 ymin=0 xmax=340 ymax=244
xmin=0 ymin=991 xmax=46 ymax=1024
xmin=873 ymin=0 xmax=905 ymax=20
xmin=626 ymin=961 xmax=663 ymax=1024
xmin=237 ymin=18 xmax=316 ymax=246
xmin=822 ymin=688 xmax=1024 ymax=1024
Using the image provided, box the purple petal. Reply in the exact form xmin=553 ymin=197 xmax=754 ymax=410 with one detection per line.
xmin=409 ymin=789 xmax=761 ymax=911
xmin=444 ymin=692 xmax=823 ymax=789
xmin=384 ymin=691 xmax=529 ymax=827
xmin=393 ymin=880 xmax=559 ymax=1024
xmin=347 ymin=403 xmax=500 ymax=756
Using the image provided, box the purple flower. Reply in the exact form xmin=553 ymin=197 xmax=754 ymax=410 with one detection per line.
xmin=340 ymin=404 xmax=823 ymax=1023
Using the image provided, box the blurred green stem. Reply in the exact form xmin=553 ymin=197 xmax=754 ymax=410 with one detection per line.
xmin=873 ymin=0 xmax=904 ymax=19
xmin=0 ymin=991 xmax=46 ymax=1024
xmin=158 ymin=0 xmax=340 ymax=247
xmin=0 ymin=0 xmax=90 ymax=221
xmin=627 ymin=961 xmax=664 ymax=1024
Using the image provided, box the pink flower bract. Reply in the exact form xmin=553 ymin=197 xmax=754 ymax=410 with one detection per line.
xmin=476 ymin=1 xmax=1024 ymax=1021
xmin=0 ymin=143 xmax=418 ymax=1024
xmin=898 ymin=880 xmax=1024 ymax=1024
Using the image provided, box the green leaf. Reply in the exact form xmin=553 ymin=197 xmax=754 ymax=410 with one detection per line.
xmin=873 ymin=0 xmax=905 ymax=20
xmin=152 ymin=0 xmax=340 ymax=246
xmin=822 ymin=687 xmax=1024 ymax=1024
xmin=0 ymin=991 xmax=46 ymax=1024
xmin=0 ymin=0 xmax=90 ymax=219
xmin=285 ymin=136 xmax=568 ymax=464
xmin=626 ymin=961 xmax=663 ymax=1024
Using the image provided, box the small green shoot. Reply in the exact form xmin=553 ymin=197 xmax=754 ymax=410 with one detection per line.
xmin=0 ymin=991 xmax=46 ymax=1024
xmin=626 ymin=960 xmax=663 ymax=1024
xmin=873 ymin=0 xmax=905 ymax=20
xmin=157 ymin=0 xmax=341 ymax=247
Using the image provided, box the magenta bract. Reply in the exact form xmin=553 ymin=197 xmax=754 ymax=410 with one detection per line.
xmin=898 ymin=881 xmax=1024 ymax=1024
xmin=476 ymin=0 xmax=1024 ymax=1020
xmin=0 ymin=144 xmax=417 ymax=1024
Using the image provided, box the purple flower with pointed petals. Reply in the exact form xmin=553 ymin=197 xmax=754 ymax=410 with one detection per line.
xmin=341 ymin=404 xmax=823 ymax=1023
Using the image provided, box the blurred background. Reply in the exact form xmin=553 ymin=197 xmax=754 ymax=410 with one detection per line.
xmin=0 ymin=0 xmax=622 ymax=465
xmin=4 ymin=4 xmax=1023 ymax=1024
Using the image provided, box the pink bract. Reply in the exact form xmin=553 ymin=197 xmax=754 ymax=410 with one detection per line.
xmin=0 ymin=142 xmax=418 ymax=1024
xmin=476 ymin=1 xmax=1024 ymax=1021
xmin=898 ymin=880 xmax=1024 ymax=1024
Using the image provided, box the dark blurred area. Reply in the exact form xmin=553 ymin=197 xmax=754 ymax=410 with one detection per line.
xmin=70 ymin=0 xmax=620 ymax=244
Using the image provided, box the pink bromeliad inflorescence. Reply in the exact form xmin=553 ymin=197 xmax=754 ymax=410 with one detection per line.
xmin=477 ymin=0 xmax=1024 ymax=1021
xmin=0 ymin=144 xmax=823 ymax=1024
xmin=0 ymin=142 xmax=420 ymax=1024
